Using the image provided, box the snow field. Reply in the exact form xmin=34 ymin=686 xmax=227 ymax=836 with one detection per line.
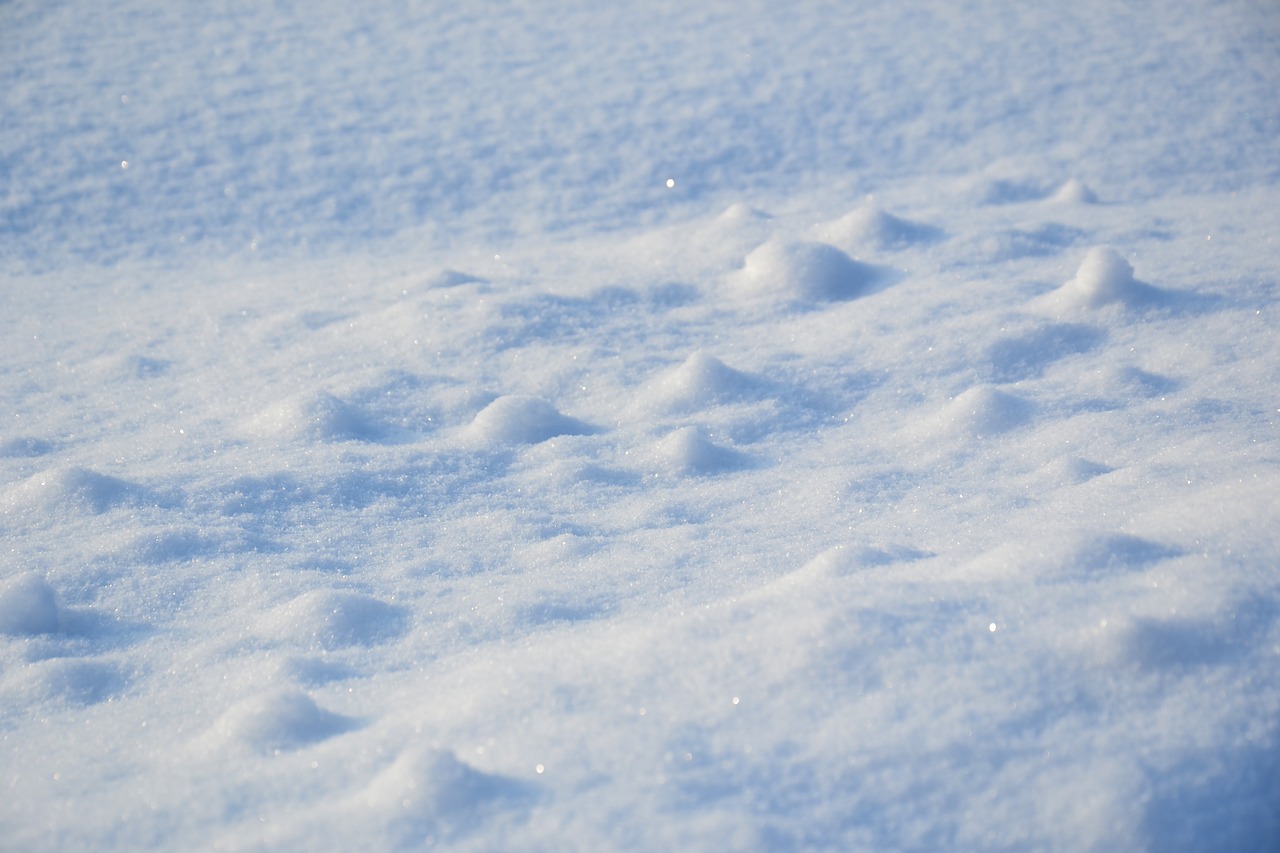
xmin=4 ymin=176 xmax=1280 ymax=849
xmin=3 ymin=0 xmax=1280 ymax=848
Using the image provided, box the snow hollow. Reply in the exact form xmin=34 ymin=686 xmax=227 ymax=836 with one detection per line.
xmin=3 ymin=1 xmax=1279 ymax=850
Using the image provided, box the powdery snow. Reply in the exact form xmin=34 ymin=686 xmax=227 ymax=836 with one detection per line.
xmin=3 ymin=1 xmax=1280 ymax=851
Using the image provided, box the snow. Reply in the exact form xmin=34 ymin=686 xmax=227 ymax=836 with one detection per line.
xmin=1037 ymin=247 xmax=1163 ymax=312
xmin=0 ymin=573 xmax=61 ymax=636
xmin=732 ymin=239 xmax=888 ymax=303
xmin=3 ymin=0 xmax=1280 ymax=850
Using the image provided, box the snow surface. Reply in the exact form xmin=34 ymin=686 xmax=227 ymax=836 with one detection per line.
xmin=3 ymin=1 xmax=1280 ymax=850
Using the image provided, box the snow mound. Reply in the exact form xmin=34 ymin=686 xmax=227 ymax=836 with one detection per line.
xmin=465 ymin=395 xmax=593 ymax=445
xmin=0 ymin=573 xmax=61 ymax=635
xmin=5 ymin=658 xmax=125 ymax=706
xmin=1041 ymin=456 xmax=1115 ymax=486
xmin=635 ymin=351 xmax=758 ymax=414
xmin=1049 ymin=177 xmax=1099 ymax=204
xmin=812 ymin=205 xmax=942 ymax=250
xmin=917 ymin=387 xmax=1035 ymax=440
xmin=266 ymin=590 xmax=410 ymax=650
xmin=731 ymin=240 xmax=884 ymax=302
xmin=211 ymin=691 xmax=358 ymax=753
xmin=247 ymin=391 xmax=387 ymax=442
xmin=2 ymin=466 xmax=145 ymax=515
xmin=696 ymin=203 xmax=777 ymax=259
xmin=359 ymin=747 xmax=533 ymax=828
xmin=653 ymin=427 xmax=750 ymax=476
xmin=1037 ymin=247 xmax=1162 ymax=311
xmin=716 ymin=202 xmax=772 ymax=225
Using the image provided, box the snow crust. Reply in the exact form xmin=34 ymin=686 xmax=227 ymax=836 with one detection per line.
xmin=3 ymin=1 xmax=1280 ymax=850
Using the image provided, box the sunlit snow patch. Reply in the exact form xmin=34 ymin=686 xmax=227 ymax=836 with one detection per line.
xmin=731 ymin=239 xmax=887 ymax=303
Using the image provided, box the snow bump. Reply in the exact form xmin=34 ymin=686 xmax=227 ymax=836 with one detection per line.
xmin=1038 ymin=247 xmax=1163 ymax=312
xmin=211 ymin=691 xmax=359 ymax=753
xmin=652 ymin=426 xmax=751 ymax=476
xmin=0 ymin=573 xmax=62 ymax=635
xmin=247 ymin=391 xmax=388 ymax=443
xmin=265 ymin=590 xmax=410 ymax=650
xmin=731 ymin=240 xmax=886 ymax=303
xmin=2 ymin=466 xmax=147 ymax=516
xmin=464 ymin=395 xmax=593 ymax=446
xmin=917 ymin=387 xmax=1035 ymax=440
xmin=1048 ymin=177 xmax=1099 ymax=204
xmin=358 ymin=747 xmax=534 ymax=831
xmin=635 ymin=351 xmax=758 ymax=414
xmin=812 ymin=205 xmax=942 ymax=251
xmin=4 ymin=658 xmax=126 ymax=706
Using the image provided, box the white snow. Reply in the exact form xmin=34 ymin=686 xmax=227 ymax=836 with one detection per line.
xmin=3 ymin=0 xmax=1280 ymax=850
